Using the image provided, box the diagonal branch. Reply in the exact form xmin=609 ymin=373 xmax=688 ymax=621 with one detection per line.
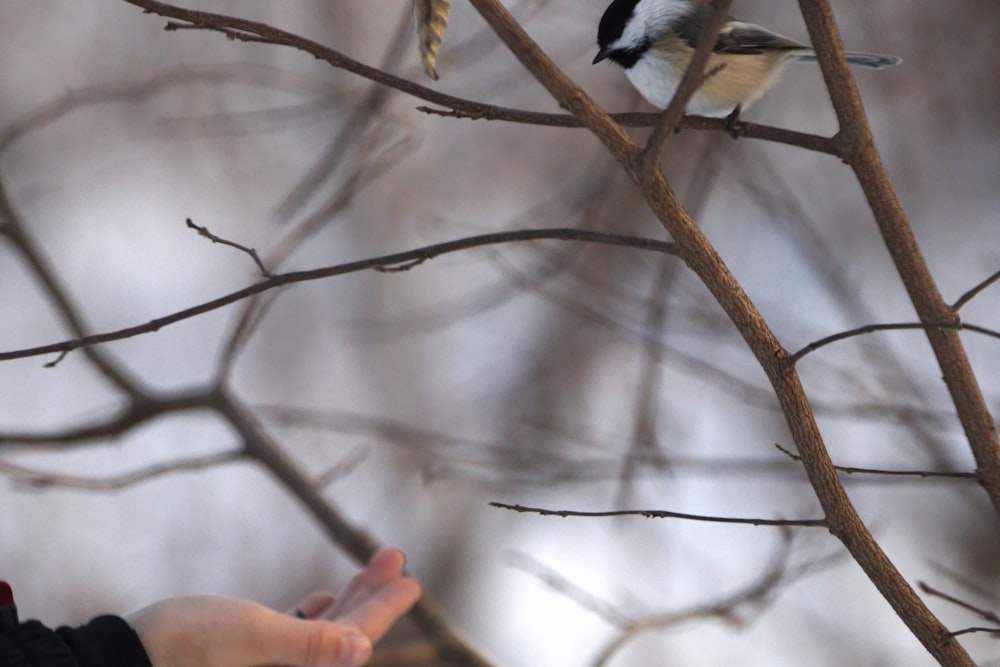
xmin=638 ymin=0 xmax=732 ymax=173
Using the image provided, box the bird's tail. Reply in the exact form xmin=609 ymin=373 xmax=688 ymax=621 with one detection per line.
xmin=796 ymin=51 xmax=901 ymax=69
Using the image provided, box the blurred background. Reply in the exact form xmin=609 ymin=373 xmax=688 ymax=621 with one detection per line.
xmin=1 ymin=2 xmax=999 ymax=665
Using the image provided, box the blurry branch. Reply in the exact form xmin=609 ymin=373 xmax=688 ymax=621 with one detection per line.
xmin=1 ymin=25 xmax=494 ymax=666
xmin=272 ymin=5 xmax=412 ymax=220
xmin=0 ymin=228 xmax=678 ymax=363
xmin=505 ymin=551 xmax=635 ymax=628
xmin=489 ymin=502 xmax=827 ymax=527
xmin=0 ymin=451 xmax=242 ymax=491
xmin=0 ymin=177 xmax=140 ymax=394
xmin=0 ymin=447 xmax=366 ymax=493
xmin=787 ymin=320 xmax=1000 ymax=364
xmin=465 ymin=0 xmax=972 ymax=663
xmin=798 ymin=2 xmax=1000 ymax=522
xmin=218 ymin=120 xmax=416 ymax=378
xmin=617 ymin=150 xmax=723 ymax=507
xmin=737 ymin=158 xmax=955 ymax=470
xmin=0 ymin=63 xmax=332 ymax=154
xmin=262 ymin=404 xmax=973 ymax=488
xmin=774 ymin=444 xmax=976 ymax=480
xmin=590 ymin=533 xmax=828 ymax=667
xmin=919 ymin=582 xmax=1000 ymax=637
xmin=590 ymin=534 xmax=842 ymax=667
xmin=0 ymin=390 xmax=211 ymax=447
xmin=207 ymin=387 xmax=496 ymax=667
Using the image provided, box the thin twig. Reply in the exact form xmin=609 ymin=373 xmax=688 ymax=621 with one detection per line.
xmin=788 ymin=321 xmax=965 ymax=365
xmin=775 ymin=444 xmax=975 ymax=480
xmin=489 ymin=502 xmax=827 ymax=527
xmin=186 ymin=218 xmax=271 ymax=276
xmin=919 ymin=581 xmax=1000 ymax=626
xmin=951 ymin=268 xmax=1000 ymax=311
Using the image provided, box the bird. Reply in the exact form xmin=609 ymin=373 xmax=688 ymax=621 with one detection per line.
xmin=593 ymin=0 xmax=900 ymax=130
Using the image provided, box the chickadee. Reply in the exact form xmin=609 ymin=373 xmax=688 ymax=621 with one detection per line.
xmin=594 ymin=0 xmax=900 ymax=126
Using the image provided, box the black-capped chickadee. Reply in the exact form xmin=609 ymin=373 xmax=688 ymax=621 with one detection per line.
xmin=594 ymin=0 xmax=900 ymax=126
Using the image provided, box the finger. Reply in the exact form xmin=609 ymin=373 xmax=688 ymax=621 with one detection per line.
xmin=328 ymin=549 xmax=407 ymax=618
xmin=288 ymin=591 xmax=336 ymax=619
xmin=363 ymin=548 xmax=407 ymax=588
xmin=340 ymin=577 xmax=422 ymax=643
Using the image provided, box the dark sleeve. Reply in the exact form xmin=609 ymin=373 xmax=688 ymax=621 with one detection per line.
xmin=0 ymin=617 xmax=152 ymax=667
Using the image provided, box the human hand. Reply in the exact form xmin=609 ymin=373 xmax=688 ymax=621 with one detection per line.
xmin=128 ymin=548 xmax=421 ymax=667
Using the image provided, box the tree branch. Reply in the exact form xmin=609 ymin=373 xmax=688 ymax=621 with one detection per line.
xmin=0 ymin=228 xmax=677 ymax=362
xmin=490 ymin=502 xmax=826 ymax=527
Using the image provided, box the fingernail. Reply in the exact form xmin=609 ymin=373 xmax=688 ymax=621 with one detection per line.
xmin=340 ymin=630 xmax=371 ymax=667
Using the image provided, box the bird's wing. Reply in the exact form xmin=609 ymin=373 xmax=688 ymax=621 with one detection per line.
xmin=713 ymin=21 xmax=808 ymax=54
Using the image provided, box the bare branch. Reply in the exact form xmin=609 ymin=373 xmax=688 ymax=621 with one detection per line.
xmin=951 ymin=267 xmax=1000 ymax=311
xmin=417 ymin=106 xmax=846 ymax=156
xmin=186 ymin=218 xmax=271 ymax=277
xmin=489 ymin=502 xmax=827 ymax=527
xmin=0 ymin=391 xmax=212 ymax=448
xmin=774 ymin=444 xmax=976 ymax=480
xmin=0 ymin=451 xmax=242 ymax=491
xmin=919 ymin=581 xmax=1000 ymax=626
xmin=0 ymin=229 xmax=678 ymax=363
xmin=786 ymin=320 xmax=1000 ymax=365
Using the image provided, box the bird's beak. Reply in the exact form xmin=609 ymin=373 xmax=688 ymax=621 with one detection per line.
xmin=592 ymin=47 xmax=610 ymax=65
